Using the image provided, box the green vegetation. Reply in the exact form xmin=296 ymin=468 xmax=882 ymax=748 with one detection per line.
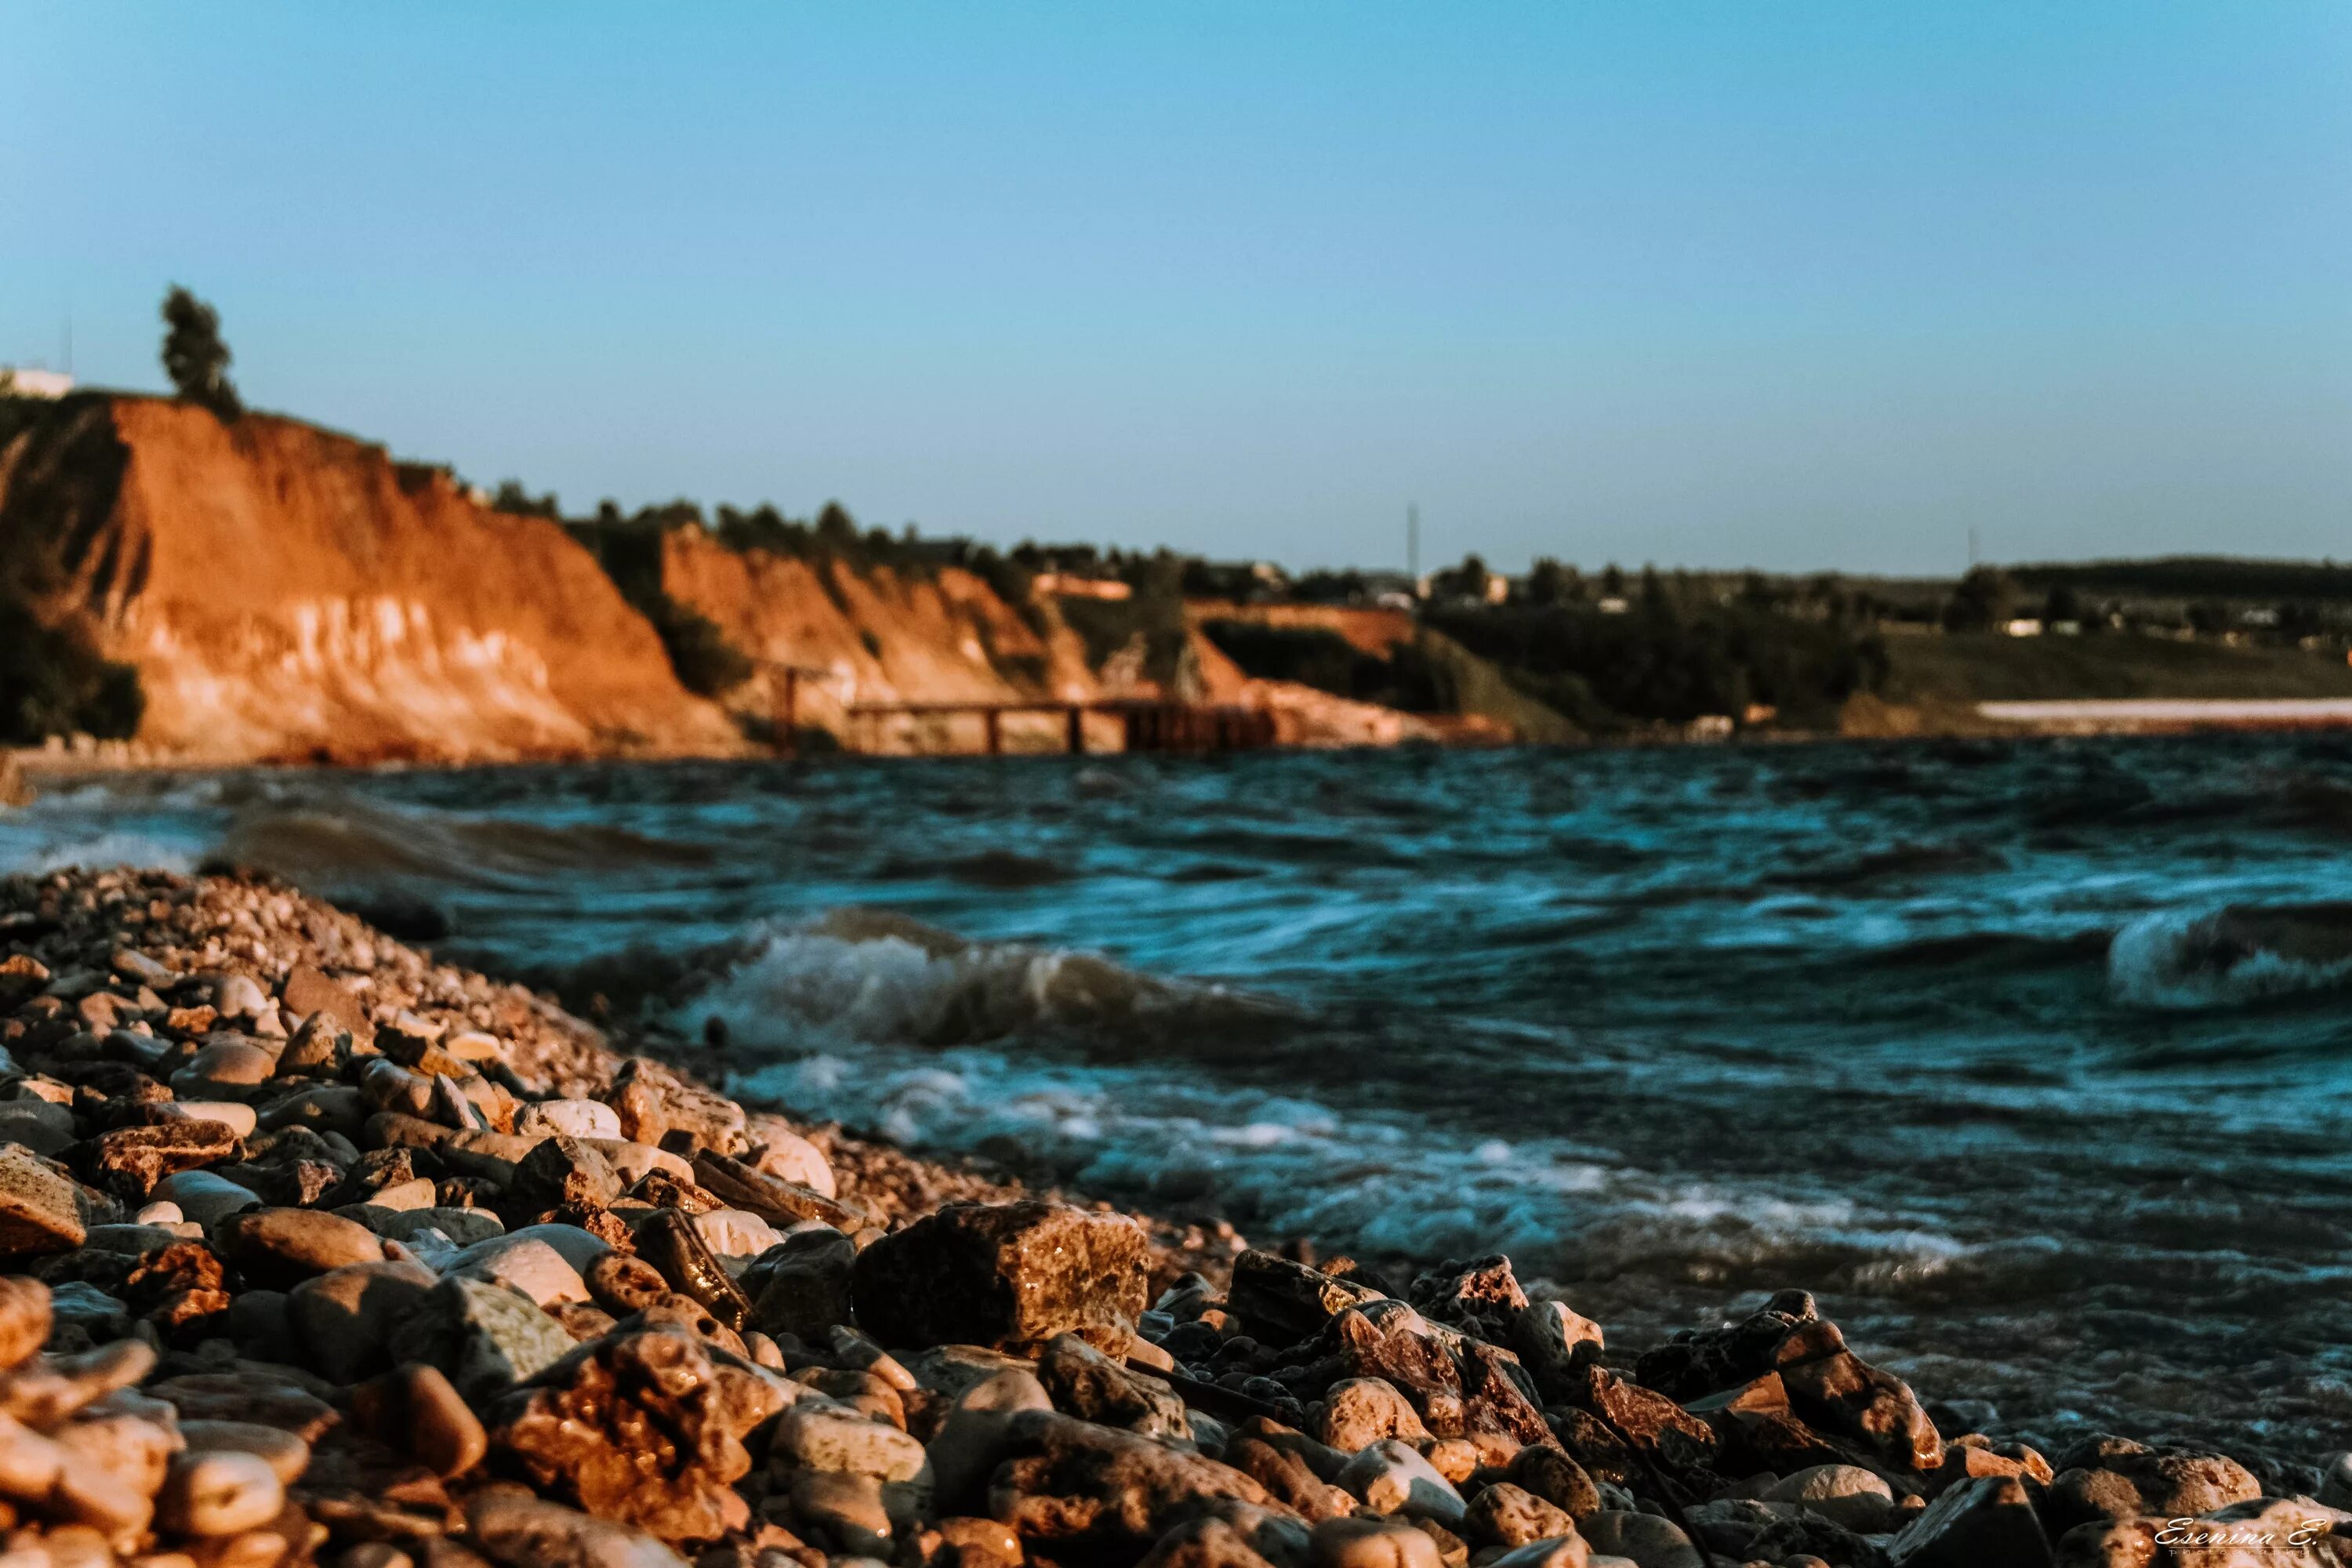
xmin=568 ymin=517 xmax=752 ymax=698
xmin=0 ymin=605 xmax=143 ymax=744
xmin=160 ymin=287 xmax=242 ymax=422
xmin=1426 ymin=586 xmax=1889 ymax=734
xmin=1882 ymin=630 xmax=2352 ymax=704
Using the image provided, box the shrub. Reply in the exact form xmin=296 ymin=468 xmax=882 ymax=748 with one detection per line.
xmin=0 ymin=606 xmax=144 ymax=743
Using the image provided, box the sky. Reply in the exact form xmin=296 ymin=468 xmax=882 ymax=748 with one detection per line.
xmin=3 ymin=3 xmax=2348 ymax=576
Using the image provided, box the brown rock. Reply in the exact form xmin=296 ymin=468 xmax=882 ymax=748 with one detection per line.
xmin=1138 ymin=1516 xmax=1285 ymax=1568
xmin=85 ymin=1120 xmax=242 ymax=1200
xmin=0 ymin=1144 xmax=87 ymax=1261
xmin=1227 ymin=1439 xmax=1354 ymax=1522
xmin=1504 ymin=1446 xmax=1600 ymax=1523
xmin=1315 ymin=1379 xmax=1428 ymax=1454
xmin=290 ymin=1260 xmax=439 ymax=1384
xmin=281 ymin=966 xmax=374 ymax=1046
xmin=352 ymin=1363 xmax=487 ymax=1479
xmin=1460 ymin=1483 xmax=1575 ymax=1551
xmin=1570 ymin=1366 xmax=1719 ymax=1475
xmin=988 ymin=1408 xmax=1279 ymax=1559
xmin=631 ymin=1210 xmax=753 ymax=1333
xmin=0 ymin=1277 xmax=53 ymax=1370
xmin=2041 ymin=1443 xmax=2261 ymax=1537
xmin=1774 ymin=1334 xmax=1940 ymax=1475
xmin=850 ymin=1201 xmax=1149 ymax=1353
xmin=486 ymin=1327 xmax=787 ymax=1544
xmin=122 ymin=1237 xmax=237 ymax=1341
xmin=748 ymin=1228 xmax=855 ymax=1343
xmin=604 ymin=1059 xmax=746 ymax=1157
xmin=1405 ymin=1257 xmax=1527 ymax=1343
xmin=508 ymin=1137 xmax=622 ymax=1214
xmin=1038 ymin=1332 xmax=1191 ymax=1439
xmin=218 ymin=1209 xmax=389 ymax=1287
xmin=464 ymin=1490 xmax=689 ymax=1568
xmin=689 ymin=1152 xmax=870 ymax=1232
xmin=1227 ymin=1251 xmax=1385 ymax=1346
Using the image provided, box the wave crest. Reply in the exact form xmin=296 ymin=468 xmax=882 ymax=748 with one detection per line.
xmin=2110 ymin=902 xmax=2352 ymax=1009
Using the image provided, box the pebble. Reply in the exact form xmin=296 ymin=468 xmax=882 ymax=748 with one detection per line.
xmin=770 ymin=1403 xmax=931 ymax=1482
xmin=516 ymin=1100 xmax=623 ymax=1140
xmin=218 ymin=1208 xmax=389 ymax=1283
xmin=1338 ymin=1439 xmax=1467 ymax=1527
xmin=1308 ymin=1517 xmax=1444 ymax=1568
xmin=1573 ymin=1513 xmax=1700 ymax=1568
xmin=155 ymin=1450 xmax=285 ymax=1537
xmin=176 ymin=1421 xmax=313 ymax=1486
xmin=445 ymin=1235 xmax=595 ymax=1306
xmin=150 ymin=1171 xmax=262 ymax=1225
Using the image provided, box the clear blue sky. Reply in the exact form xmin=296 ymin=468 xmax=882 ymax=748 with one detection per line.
xmin=4 ymin=3 xmax=2347 ymax=575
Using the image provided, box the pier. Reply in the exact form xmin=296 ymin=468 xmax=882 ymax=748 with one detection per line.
xmin=839 ymin=698 xmax=1276 ymax=756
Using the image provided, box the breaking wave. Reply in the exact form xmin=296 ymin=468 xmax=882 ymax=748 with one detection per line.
xmin=684 ymin=908 xmax=1290 ymax=1052
xmin=2109 ymin=902 xmax=2352 ymax=1009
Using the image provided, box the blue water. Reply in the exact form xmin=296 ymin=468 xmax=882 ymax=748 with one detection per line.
xmin=7 ymin=735 xmax=2351 ymax=1464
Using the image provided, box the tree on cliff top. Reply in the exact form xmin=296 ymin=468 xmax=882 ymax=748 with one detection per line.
xmin=160 ymin=286 xmax=242 ymax=421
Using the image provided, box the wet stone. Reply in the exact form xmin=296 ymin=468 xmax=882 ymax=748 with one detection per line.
xmin=851 ymin=1201 xmax=1149 ymax=1354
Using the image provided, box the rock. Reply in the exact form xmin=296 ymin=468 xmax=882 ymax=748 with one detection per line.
xmin=1227 ymin=1250 xmax=1385 ymax=1345
xmin=1759 ymin=1462 xmax=1896 ymax=1532
xmin=1888 ymin=1474 xmax=2052 ymax=1568
xmin=44 ymin=1280 xmax=129 ymax=1351
xmin=0 ymin=1278 xmax=52 ymax=1369
xmin=464 ymin=1490 xmax=690 ymax=1568
xmin=516 ymin=1101 xmax=624 ymax=1141
xmin=152 ymin=1169 xmax=263 ymax=1225
xmin=1038 ymin=1331 xmax=1191 ymax=1440
xmin=85 ymin=1120 xmax=243 ymax=1200
xmin=2042 ymin=1443 xmax=2263 ymax=1536
xmin=1406 ymin=1255 xmax=1528 ymax=1343
xmin=2051 ymin=1518 xmax=2161 ymax=1567
xmin=1138 ymin=1515 xmax=1286 ymax=1568
xmin=509 ymin=1138 xmax=622 ymax=1214
xmin=632 ymin=1210 xmax=753 ymax=1332
xmin=217 ymin=1209 xmax=389 ymax=1285
xmin=786 ymin=1466 xmax=897 ymax=1555
xmin=1307 ymin=1516 xmax=1443 ymax=1568
xmin=1772 ymin=1321 xmax=1941 ymax=1475
xmin=1509 ymin=1301 xmax=1603 ymax=1403
xmin=746 ymin=1118 xmax=834 ymax=1199
xmin=926 ymin=1367 xmax=1054 ymax=1510
xmin=690 ymin=1152 xmax=868 ymax=1232
xmin=390 ymin=1276 xmax=579 ymax=1402
xmin=375 ymin=1207 xmax=506 ymax=1248
xmin=689 ymin=1208 xmax=782 ymax=1259
xmin=177 ymin=1421 xmax=314 ymax=1485
xmin=289 ymin=1260 xmax=438 ymax=1384
xmin=1316 ymin=1378 xmax=1428 ymax=1453
xmin=157 ymin=1450 xmax=287 ymax=1537
xmin=149 ymin=1367 xmax=338 ymax=1442
xmin=1505 ymin=1447 xmax=1601 ymax=1523
xmin=989 ymin=1409 xmax=1275 ymax=1558
xmin=1569 ymin=1367 xmax=1719 ymax=1476
xmin=1573 ymin=1513 xmax=1700 ymax=1568
xmin=2321 ymin=1450 xmax=2352 ymax=1511
xmin=1337 ymin=1439 xmax=1465 ymax=1526
xmin=280 ymin=965 xmax=372 ymax=1044
xmin=769 ymin=1403 xmax=930 ymax=1482
xmin=212 ymin=975 xmax=270 ymax=1022
xmin=1228 ymin=1437 xmax=1356 ymax=1521
xmin=0 ymin=1144 xmax=87 ymax=1260
xmin=445 ymin=1232 xmax=604 ymax=1307
xmin=1461 ymin=1483 xmax=1578 ymax=1550
xmin=1479 ymin=1541 xmax=1588 ymax=1568
xmin=0 ymin=1100 xmax=78 ymax=1156
xmin=604 ymin=1058 xmax=746 ymax=1156
xmin=350 ymin=1363 xmax=486 ymax=1479
xmin=851 ymin=1201 xmax=1149 ymax=1353
xmin=486 ymin=1327 xmax=787 ymax=1544
xmin=174 ymin=1039 xmax=278 ymax=1091
xmin=750 ymin=1229 xmax=856 ymax=1343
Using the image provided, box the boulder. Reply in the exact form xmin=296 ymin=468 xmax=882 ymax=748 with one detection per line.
xmin=851 ymin=1201 xmax=1149 ymax=1353
xmin=604 ymin=1058 xmax=746 ymax=1156
xmin=2042 ymin=1442 xmax=2263 ymax=1536
xmin=750 ymin=1227 xmax=857 ymax=1342
xmin=1461 ymin=1483 xmax=1578 ymax=1550
xmin=1337 ymin=1439 xmax=1465 ymax=1526
xmin=1316 ymin=1378 xmax=1428 ymax=1454
xmin=1575 ymin=1512 xmax=1702 ymax=1568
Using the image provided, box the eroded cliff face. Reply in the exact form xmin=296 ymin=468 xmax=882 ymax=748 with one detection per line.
xmin=0 ymin=395 xmax=742 ymax=763
xmin=658 ymin=526 xmax=1106 ymax=747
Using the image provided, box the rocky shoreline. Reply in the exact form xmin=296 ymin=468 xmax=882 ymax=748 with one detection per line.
xmin=0 ymin=869 xmax=2340 ymax=1568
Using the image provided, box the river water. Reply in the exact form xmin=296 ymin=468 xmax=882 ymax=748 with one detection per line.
xmin=5 ymin=736 xmax=2349 ymax=1467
